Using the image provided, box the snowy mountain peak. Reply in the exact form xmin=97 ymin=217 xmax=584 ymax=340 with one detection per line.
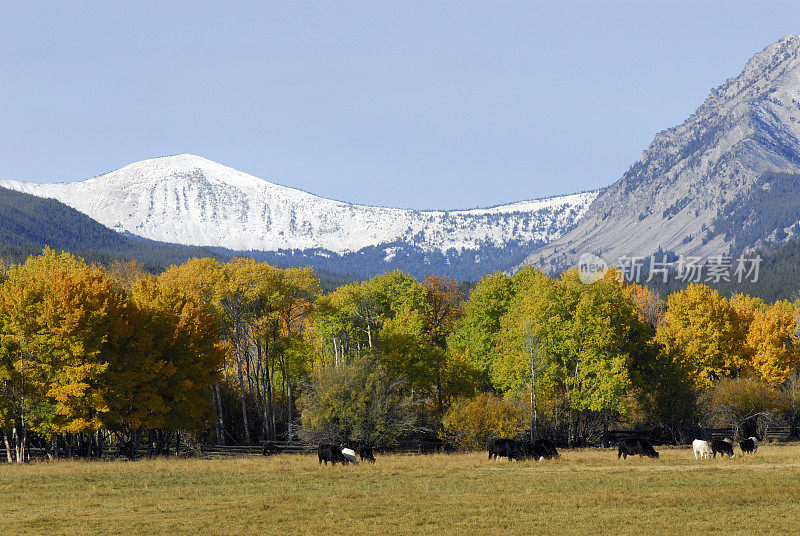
xmin=0 ymin=157 xmax=597 ymax=260
xmin=88 ymin=153 xmax=270 ymax=190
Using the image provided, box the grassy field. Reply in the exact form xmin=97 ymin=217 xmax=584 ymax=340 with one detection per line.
xmin=3 ymin=445 xmax=800 ymax=535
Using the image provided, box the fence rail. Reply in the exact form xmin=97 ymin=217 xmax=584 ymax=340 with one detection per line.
xmin=16 ymin=427 xmax=796 ymax=462
xmin=608 ymin=426 xmax=793 ymax=445
xmin=22 ymin=441 xmax=317 ymax=461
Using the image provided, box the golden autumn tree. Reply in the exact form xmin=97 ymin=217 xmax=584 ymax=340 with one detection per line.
xmin=624 ymin=282 xmax=665 ymax=329
xmin=441 ymin=393 xmax=524 ymax=450
xmin=159 ymin=257 xmax=226 ymax=309
xmin=0 ymin=248 xmax=130 ymax=447
xmin=746 ymin=300 xmax=799 ymax=384
xmin=158 ymin=257 xmax=229 ymax=443
xmin=102 ymin=273 xmax=224 ymax=444
xmin=656 ymin=283 xmax=746 ymax=389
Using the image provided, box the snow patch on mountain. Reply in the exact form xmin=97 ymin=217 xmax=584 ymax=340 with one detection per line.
xmin=0 ymin=154 xmax=597 ymax=255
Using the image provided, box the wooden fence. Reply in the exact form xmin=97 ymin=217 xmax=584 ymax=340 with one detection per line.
xmin=608 ymin=426 xmax=792 ymax=445
xmin=23 ymin=441 xmax=316 ymax=461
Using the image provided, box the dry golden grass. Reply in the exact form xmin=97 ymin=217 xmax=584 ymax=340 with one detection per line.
xmin=3 ymin=445 xmax=800 ymax=535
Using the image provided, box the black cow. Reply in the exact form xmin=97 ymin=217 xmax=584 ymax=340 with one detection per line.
xmin=488 ymin=437 xmax=523 ymax=461
xmin=534 ymin=438 xmax=559 ymax=459
xmin=520 ymin=438 xmax=559 ymax=460
xmin=358 ymin=445 xmax=376 ymax=463
xmin=617 ymin=437 xmax=659 ymax=459
xmin=739 ymin=436 xmax=758 ymax=455
xmin=711 ymin=438 xmax=735 ymax=458
xmin=318 ymin=443 xmax=348 ymax=465
xmin=261 ymin=441 xmax=279 ymax=456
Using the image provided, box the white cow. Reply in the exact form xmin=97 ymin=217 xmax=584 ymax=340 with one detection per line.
xmin=341 ymin=447 xmax=359 ymax=464
xmin=692 ymin=439 xmax=712 ymax=459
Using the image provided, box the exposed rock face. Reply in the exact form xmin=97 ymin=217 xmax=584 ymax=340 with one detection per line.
xmin=521 ymin=34 xmax=800 ymax=272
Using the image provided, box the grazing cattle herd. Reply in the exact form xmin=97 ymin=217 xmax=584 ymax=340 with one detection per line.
xmin=316 ymin=435 xmax=764 ymax=467
xmin=318 ymin=444 xmax=377 ymax=465
xmin=488 ymin=437 xmax=560 ymax=462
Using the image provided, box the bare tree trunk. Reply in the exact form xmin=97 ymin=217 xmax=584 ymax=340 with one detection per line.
xmin=287 ymin=378 xmax=293 ymax=442
xmin=280 ymin=368 xmax=286 ymax=438
xmin=213 ymin=383 xmax=225 ymax=445
xmin=3 ymin=431 xmax=12 ymax=463
xmin=269 ymin=356 xmax=277 ymax=438
xmin=531 ymin=368 xmax=538 ymax=443
xmin=264 ymin=364 xmax=274 ymax=440
xmin=235 ymin=336 xmax=251 ymax=444
xmin=13 ymin=426 xmax=25 ymax=463
xmin=435 ymin=362 xmax=443 ymax=419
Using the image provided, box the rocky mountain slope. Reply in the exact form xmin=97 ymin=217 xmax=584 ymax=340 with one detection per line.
xmin=520 ymin=34 xmax=800 ymax=272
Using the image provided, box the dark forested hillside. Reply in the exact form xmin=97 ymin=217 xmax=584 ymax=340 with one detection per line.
xmin=0 ymin=187 xmax=352 ymax=290
xmin=640 ymin=239 xmax=800 ymax=303
xmin=712 ymin=171 xmax=800 ymax=251
xmin=0 ymin=186 xmax=223 ymax=271
xmin=224 ymin=239 xmax=537 ymax=282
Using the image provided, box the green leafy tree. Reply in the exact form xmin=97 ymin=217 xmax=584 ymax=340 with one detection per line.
xmin=299 ymin=354 xmax=414 ymax=446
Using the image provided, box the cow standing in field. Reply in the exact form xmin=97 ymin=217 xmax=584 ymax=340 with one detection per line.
xmin=710 ymin=439 xmax=735 ymax=458
xmin=521 ymin=438 xmax=559 ymax=460
xmin=739 ymin=437 xmax=758 ymax=454
xmin=488 ymin=438 xmax=523 ymax=461
xmin=318 ymin=444 xmax=348 ymax=465
xmin=692 ymin=439 xmax=712 ymax=460
xmin=536 ymin=438 xmax=558 ymax=459
xmin=617 ymin=437 xmax=659 ymax=459
xmin=359 ymin=445 xmax=376 ymax=463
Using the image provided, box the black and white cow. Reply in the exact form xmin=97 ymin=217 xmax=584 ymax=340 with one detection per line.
xmin=739 ymin=437 xmax=758 ymax=454
xmin=617 ymin=437 xmax=659 ymax=459
xmin=318 ymin=444 xmax=348 ymax=465
xmin=488 ymin=438 xmax=523 ymax=461
xmin=341 ymin=447 xmax=359 ymax=464
xmin=710 ymin=438 xmax=735 ymax=458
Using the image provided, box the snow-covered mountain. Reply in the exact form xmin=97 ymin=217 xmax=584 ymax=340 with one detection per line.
xmin=519 ymin=34 xmax=800 ymax=273
xmin=0 ymin=154 xmax=596 ymax=278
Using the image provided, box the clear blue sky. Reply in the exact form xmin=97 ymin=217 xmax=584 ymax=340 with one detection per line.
xmin=2 ymin=1 xmax=800 ymax=209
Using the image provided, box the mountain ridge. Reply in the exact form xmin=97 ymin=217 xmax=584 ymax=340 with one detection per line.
xmin=0 ymin=154 xmax=597 ymax=276
xmin=518 ymin=33 xmax=800 ymax=273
